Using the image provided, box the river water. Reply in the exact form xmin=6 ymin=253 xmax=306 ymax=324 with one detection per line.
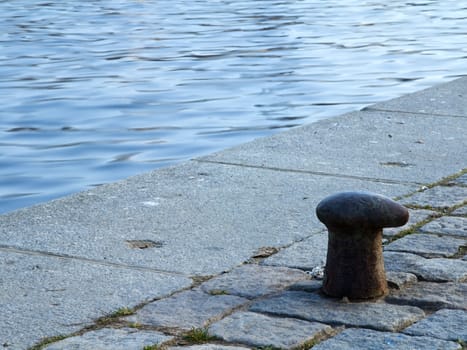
xmin=1 ymin=1 xmax=466 ymax=214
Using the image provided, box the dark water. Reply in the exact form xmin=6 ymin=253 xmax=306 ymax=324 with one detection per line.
xmin=1 ymin=0 xmax=466 ymax=214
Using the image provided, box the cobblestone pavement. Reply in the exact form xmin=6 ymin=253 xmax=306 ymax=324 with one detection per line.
xmin=38 ymin=172 xmax=466 ymax=350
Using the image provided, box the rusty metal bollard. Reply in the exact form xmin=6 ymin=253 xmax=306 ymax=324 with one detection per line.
xmin=316 ymin=192 xmax=409 ymax=300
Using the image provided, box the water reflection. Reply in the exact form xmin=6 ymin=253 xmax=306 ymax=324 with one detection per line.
xmin=0 ymin=0 xmax=466 ymax=213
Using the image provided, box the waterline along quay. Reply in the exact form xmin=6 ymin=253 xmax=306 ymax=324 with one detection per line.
xmin=1 ymin=77 xmax=466 ymax=349
xmin=1 ymin=1 xmax=467 ymax=213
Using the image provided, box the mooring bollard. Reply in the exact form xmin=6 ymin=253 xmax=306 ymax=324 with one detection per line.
xmin=316 ymin=192 xmax=409 ymax=300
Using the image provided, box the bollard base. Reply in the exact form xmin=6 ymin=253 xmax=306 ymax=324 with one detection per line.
xmin=322 ymin=229 xmax=388 ymax=300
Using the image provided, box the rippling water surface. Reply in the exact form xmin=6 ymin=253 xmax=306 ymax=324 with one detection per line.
xmin=1 ymin=1 xmax=466 ymax=213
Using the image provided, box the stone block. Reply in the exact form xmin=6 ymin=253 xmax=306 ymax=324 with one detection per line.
xmin=400 ymin=186 xmax=467 ymax=209
xmin=43 ymin=328 xmax=172 ymax=350
xmin=403 ymin=309 xmax=467 ymax=342
xmin=126 ymin=290 xmax=248 ymax=330
xmin=384 ymin=251 xmax=467 ymax=282
xmin=383 ymin=209 xmax=438 ymax=237
xmin=386 ymin=271 xmax=417 ymax=290
xmin=209 ymin=311 xmax=332 ymax=349
xmin=384 ymin=233 xmax=466 ymax=258
xmin=450 ymin=173 xmax=467 ymax=186
xmin=169 ymin=346 xmax=250 ymax=350
xmin=386 ymin=282 xmax=467 ymax=310
xmin=420 ymin=216 xmax=467 ymax=237
xmin=249 ymin=291 xmax=424 ymax=332
xmin=312 ymin=328 xmax=461 ymax=350
xmin=261 ymin=233 xmax=328 ymax=271
xmin=451 ymin=206 xmax=467 ymax=216
xmin=288 ymin=279 xmax=323 ymax=293
xmin=200 ymin=264 xmax=309 ymax=299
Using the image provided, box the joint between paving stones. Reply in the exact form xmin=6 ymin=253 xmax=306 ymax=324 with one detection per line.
xmin=360 ymin=106 xmax=467 ymax=119
xmin=195 ymin=159 xmax=423 ymax=187
xmin=396 ymin=168 xmax=467 ymax=198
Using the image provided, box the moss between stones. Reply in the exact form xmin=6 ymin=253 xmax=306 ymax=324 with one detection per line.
xmin=95 ymin=307 xmax=135 ymax=326
xmin=182 ymin=327 xmax=217 ymax=344
xmin=143 ymin=345 xmax=161 ymax=350
xmin=208 ymin=289 xmax=230 ymax=296
xmin=28 ymin=334 xmax=69 ymax=350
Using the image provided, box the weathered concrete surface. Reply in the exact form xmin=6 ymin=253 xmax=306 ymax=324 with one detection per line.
xmin=250 ymin=291 xmax=425 ymax=332
xmin=312 ymin=328 xmax=462 ymax=350
xmin=208 ymin=311 xmax=332 ymax=349
xmin=0 ymin=162 xmax=415 ymax=277
xmin=43 ymin=328 xmax=173 ymax=350
xmin=366 ymin=75 xmax=467 ymax=117
xmin=199 ymin=110 xmax=467 ymax=184
xmin=0 ymin=249 xmax=190 ymax=350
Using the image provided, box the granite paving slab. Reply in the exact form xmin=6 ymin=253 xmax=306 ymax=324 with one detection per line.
xmin=208 ymin=311 xmax=332 ymax=349
xmin=261 ymin=232 xmax=328 ymax=271
xmin=384 ymin=208 xmax=440 ymax=237
xmin=420 ymin=216 xmax=467 ymax=237
xmin=384 ymin=251 xmax=467 ymax=282
xmin=366 ymin=76 xmax=467 ymax=117
xmin=384 ymin=233 xmax=466 ymax=258
xmin=386 ymin=272 xmax=418 ymax=290
xmin=0 ymin=162 xmax=416 ymax=276
xmin=451 ymin=205 xmax=467 ymax=216
xmin=169 ymin=346 xmax=251 ymax=350
xmin=126 ymin=290 xmax=248 ymax=330
xmin=199 ymin=264 xmax=309 ymax=299
xmin=312 ymin=328 xmax=461 ymax=350
xmin=386 ymin=282 xmax=467 ymax=310
xmin=450 ymin=173 xmax=467 ymax=186
xmin=403 ymin=309 xmax=467 ymax=342
xmin=400 ymin=186 xmax=467 ymax=209
xmin=199 ymin=110 xmax=467 ymax=183
xmin=43 ymin=328 xmax=173 ymax=350
xmin=288 ymin=279 xmax=324 ymax=293
xmin=0 ymin=249 xmax=191 ymax=350
xmin=249 ymin=291 xmax=424 ymax=332
xmin=383 ymin=209 xmax=438 ymax=237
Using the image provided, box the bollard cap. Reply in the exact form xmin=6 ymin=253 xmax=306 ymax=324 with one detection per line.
xmin=316 ymin=191 xmax=409 ymax=230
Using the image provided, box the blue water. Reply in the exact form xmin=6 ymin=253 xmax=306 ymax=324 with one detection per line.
xmin=1 ymin=0 xmax=466 ymax=214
